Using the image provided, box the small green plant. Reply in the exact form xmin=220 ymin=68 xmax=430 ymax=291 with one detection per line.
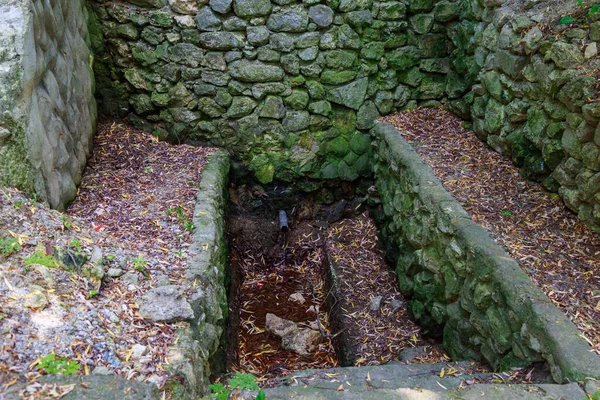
xmin=173 ymin=250 xmax=183 ymax=258
xmin=133 ymin=254 xmax=149 ymax=277
xmin=61 ymin=215 xmax=72 ymax=229
xmin=88 ymin=289 xmax=99 ymax=299
xmin=202 ymin=372 xmax=264 ymax=400
xmin=0 ymin=237 xmax=22 ymax=255
xmin=104 ymin=254 xmax=116 ymax=263
xmin=37 ymin=354 xmax=80 ymax=375
xmin=183 ymin=222 xmax=195 ymax=231
xmin=165 ymin=207 xmax=175 ymax=216
xmin=24 ymin=251 xmax=57 ymax=268
xmin=145 ymin=166 xmax=152 ymax=173
xmin=175 ymin=206 xmax=185 ymax=222
xmin=559 ymin=0 xmax=600 ymax=24
xmin=69 ymin=239 xmax=82 ymax=252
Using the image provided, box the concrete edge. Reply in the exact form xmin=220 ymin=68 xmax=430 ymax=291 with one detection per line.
xmin=1 ymin=374 xmax=159 ymax=400
xmin=167 ymin=149 xmax=230 ymax=398
xmin=371 ymin=122 xmax=600 ymax=382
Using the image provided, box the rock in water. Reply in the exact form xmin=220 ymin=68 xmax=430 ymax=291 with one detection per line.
xmin=138 ymin=285 xmax=194 ymax=322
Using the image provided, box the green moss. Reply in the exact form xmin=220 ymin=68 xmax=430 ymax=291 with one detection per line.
xmin=0 ymin=117 xmax=35 ymax=195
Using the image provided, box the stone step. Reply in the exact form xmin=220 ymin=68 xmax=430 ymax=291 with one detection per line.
xmin=244 ymin=362 xmax=588 ymax=399
xmin=256 ymin=381 xmax=585 ymax=399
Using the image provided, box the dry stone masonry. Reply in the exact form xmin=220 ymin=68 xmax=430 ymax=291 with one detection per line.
xmin=371 ymin=122 xmax=600 ymax=383
xmin=88 ymin=0 xmax=462 ymax=188
xmin=446 ymin=0 xmax=600 ymax=231
xmin=88 ymin=0 xmax=600 ymax=232
xmin=0 ymin=0 xmax=96 ymax=210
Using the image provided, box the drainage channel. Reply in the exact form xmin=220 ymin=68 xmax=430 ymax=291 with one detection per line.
xmin=225 ymin=183 xmax=444 ymax=384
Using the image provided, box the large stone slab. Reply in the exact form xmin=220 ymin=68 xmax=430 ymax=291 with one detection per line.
xmin=229 ymin=59 xmax=285 ymax=82
xmin=326 ymin=78 xmax=368 ymax=110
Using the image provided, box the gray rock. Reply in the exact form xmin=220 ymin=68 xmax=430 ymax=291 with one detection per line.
xmin=169 ymin=43 xmax=204 ymax=67
xmin=283 ymin=111 xmax=310 ymax=132
xmin=266 ymin=6 xmax=309 ymax=32
xmin=122 ymin=273 xmax=139 ymax=287
xmin=199 ymin=32 xmax=242 ymax=50
xmin=357 ymin=101 xmax=379 ymax=129
xmin=247 ymin=26 xmax=270 ymax=46
xmin=270 ymin=33 xmax=295 ymax=52
xmin=327 ymin=78 xmax=368 ymax=110
xmin=169 ymin=0 xmax=199 ymax=14
xmin=281 ymin=54 xmax=300 ymax=75
xmin=132 ymin=344 xmax=148 ymax=361
xmin=209 ymin=0 xmax=233 ymax=14
xmin=195 ymin=7 xmax=222 ymax=31
xmin=298 ymin=46 xmax=319 ymax=61
xmin=260 ymin=96 xmax=286 ymax=119
xmin=138 ymin=285 xmax=194 ymax=323
xmin=390 ymin=299 xmax=404 ymax=313
xmin=174 ymin=15 xmax=196 ymax=28
xmin=296 ymin=32 xmax=320 ymax=49
xmin=90 ymin=247 xmax=103 ymax=266
xmin=233 ymin=0 xmax=272 ymax=17
xmin=154 ymin=274 xmax=171 ymax=286
xmin=223 ymin=16 xmax=247 ymax=30
xmin=251 ymin=82 xmax=288 ymax=98
xmin=227 ymin=96 xmax=257 ymax=117
xmin=282 ymin=328 xmax=322 ymax=355
xmin=107 ymin=268 xmax=124 ymax=278
xmin=229 ymin=60 xmax=285 ymax=82
xmin=370 ymin=295 xmax=383 ymax=311
xmin=92 ymin=366 xmax=115 ymax=375
xmin=289 ymin=293 xmax=306 ymax=304
xmin=266 ymin=313 xmax=299 ymax=337
xmin=309 ymin=5 xmax=334 ymax=28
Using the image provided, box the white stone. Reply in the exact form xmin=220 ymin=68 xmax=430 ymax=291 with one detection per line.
xmin=289 ymin=292 xmax=306 ymax=304
xmin=132 ymin=344 xmax=148 ymax=360
xmin=585 ymin=43 xmax=597 ymax=59
xmin=169 ymin=0 xmax=199 ymax=15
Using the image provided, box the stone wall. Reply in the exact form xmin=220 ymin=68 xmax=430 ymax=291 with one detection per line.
xmin=167 ymin=150 xmax=230 ymax=397
xmin=447 ymin=0 xmax=600 ymax=232
xmin=88 ymin=0 xmax=464 ymax=186
xmin=371 ymin=122 xmax=600 ymax=382
xmin=0 ymin=0 xmax=97 ymax=210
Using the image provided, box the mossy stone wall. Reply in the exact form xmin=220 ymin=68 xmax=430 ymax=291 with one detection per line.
xmin=447 ymin=0 xmax=600 ymax=232
xmin=371 ymin=122 xmax=600 ymax=382
xmin=88 ymin=0 xmax=465 ymax=187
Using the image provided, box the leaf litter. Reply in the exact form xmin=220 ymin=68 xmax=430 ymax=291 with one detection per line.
xmin=0 ymin=120 xmax=214 ymax=396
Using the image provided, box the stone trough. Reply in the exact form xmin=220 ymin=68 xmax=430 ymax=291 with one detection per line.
xmin=2 ymin=0 xmax=600 ymax=398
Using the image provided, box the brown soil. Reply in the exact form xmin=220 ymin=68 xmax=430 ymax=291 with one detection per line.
xmin=227 ymin=192 xmax=339 ymax=381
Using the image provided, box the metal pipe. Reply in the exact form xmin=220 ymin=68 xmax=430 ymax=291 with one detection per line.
xmin=279 ymin=210 xmax=289 ymax=233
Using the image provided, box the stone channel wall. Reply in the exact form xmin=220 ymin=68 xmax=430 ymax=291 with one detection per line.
xmin=371 ymin=122 xmax=600 ymax=382
xmin=0 ymin=0 xmax=97 ymax=210
xmin=88 ymin=0 xmax=600 ymax=231
xmin=167 ymin=150 xmax=230 ymax=397
xmin=447 ymin=0 xmax=600 ymax=232
xmin=88 ymin=0 xmax=464 ymax=186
